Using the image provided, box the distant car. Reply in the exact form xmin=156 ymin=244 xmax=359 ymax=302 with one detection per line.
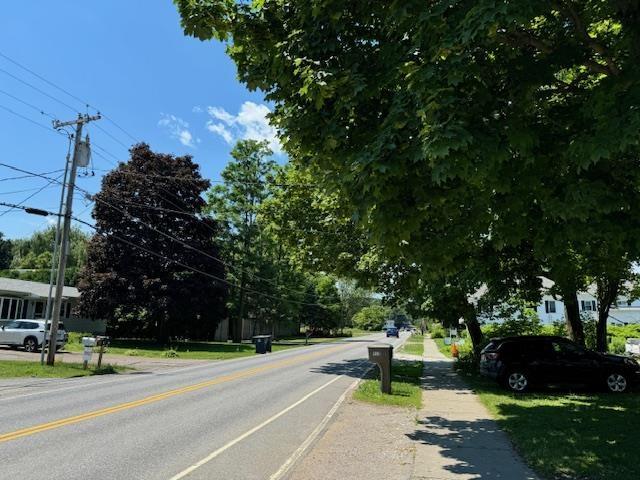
xmin=480 ymin=335 xmax=640 ymax=393
xmin=386 ymin=327 xmax=399 ymax=338
xmin=0 ymin=320 xmax=67 ymax=352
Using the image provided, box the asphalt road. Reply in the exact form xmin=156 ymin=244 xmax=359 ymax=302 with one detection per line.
xmin=0 ymin=332 xmax=406 ymax=480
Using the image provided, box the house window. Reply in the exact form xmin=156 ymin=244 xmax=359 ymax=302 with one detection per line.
xmin=0 ymin=298 xmax=8 ymax=319
xmin=34 ymin=302 xmax=44 ymax=319
xmin=581 ymin=300 xmax=597 ymax=311
xmin=65 ymin=303 xmax=71 ymax=318
xmin=544 ymin=300 xmax=556 ymax=314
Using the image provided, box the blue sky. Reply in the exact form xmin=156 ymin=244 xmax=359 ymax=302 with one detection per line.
xmin=0 ymin=1 xmax=280 ymax=239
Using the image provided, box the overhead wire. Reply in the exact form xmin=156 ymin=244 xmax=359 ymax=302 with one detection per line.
xmin=0 ymin=172 xmax=63 ymax=217
xmin=0 ymin=88 xmax=56 ymax=120
xmin=0 ymin=50 xmax=140 ymax=144
xmin=1 ymin=199 xmax=336 ymax=308
xmin=0 ymin=163 xmax=348 ymax=299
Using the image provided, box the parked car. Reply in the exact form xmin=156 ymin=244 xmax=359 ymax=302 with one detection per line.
xmin=386 ymin=327 xmax=399 ymax=338
xmin=480 ymin=335 xmax=640 ymax=393
xmin=0 ymin=320 xmax=68 ymax=352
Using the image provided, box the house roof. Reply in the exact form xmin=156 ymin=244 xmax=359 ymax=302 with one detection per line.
xmin=0 ymin=277 xmax=79 ymax=299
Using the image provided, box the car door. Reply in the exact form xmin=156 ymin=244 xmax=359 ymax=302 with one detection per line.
xmin=523 ymin=339 xmax=558 ymax=383
xmin=550 ymin=339 xmax=597 ymax=385
xmin=0 ymin=320 xmax=21 ymax=345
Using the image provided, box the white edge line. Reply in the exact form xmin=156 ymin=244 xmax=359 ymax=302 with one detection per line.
xmin=168 ymin=374 xmax=345 ymax=480
xmin=269 ymin=375 xmax=364 ymax=480
xmin=269 ymin=334 xmax=410 ymax=480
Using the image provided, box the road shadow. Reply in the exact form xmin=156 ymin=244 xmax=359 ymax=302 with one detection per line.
xmin=310 ymin=358 xmax=373 ymax=378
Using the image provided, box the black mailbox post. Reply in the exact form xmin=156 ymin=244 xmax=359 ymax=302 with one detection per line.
xmin=367 ymin=343 xmax=393 ymax=394
xmin=252 ymin=335 xmax=272 ymax=354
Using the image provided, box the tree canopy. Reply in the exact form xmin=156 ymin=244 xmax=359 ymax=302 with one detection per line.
xmin=176 ymin=1 xmax=640 ymax=350
xmin=77 ymin=144 xmax=227 ymax=343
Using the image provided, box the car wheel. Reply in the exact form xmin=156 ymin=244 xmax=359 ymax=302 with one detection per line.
xmin=606 ymin=372 xmax=628 ymax=393
xmin=505 ymin=371 xmax=529 ymax=393
xmin=23 ymin=337 xmax=38 ymax=353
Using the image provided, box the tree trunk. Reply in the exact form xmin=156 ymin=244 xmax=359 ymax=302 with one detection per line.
xmin=596 ymin=277 xmax=619 ymax=352
xmin=563 ymin=291 xmax=585 ymax=346
xmin=464 ymin=313 xmax=483 ymax=354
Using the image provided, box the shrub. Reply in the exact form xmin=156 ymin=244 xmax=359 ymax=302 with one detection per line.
xmin=610 ymin=336 xmax=626 ymax=355
xmin=123 ymin=349 xmax=141 ymax=357
xmin=162 ymin=349 xmax=179 ymax=358
xmin=428 ymin=323 xmax=445 ymax=339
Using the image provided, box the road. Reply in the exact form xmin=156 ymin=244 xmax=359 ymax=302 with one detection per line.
xmin=0 ymin=333 xmax=406 ymax=480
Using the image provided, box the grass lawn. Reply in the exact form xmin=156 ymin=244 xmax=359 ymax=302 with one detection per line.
xmin=399 ymin=334 xmax=424 ymax=356
xmin=353 ymin=360 xmax=423 ymax=408
xmin=65 ymin=328 xmax=375 ymax=360
xmin=0 ymin=360 xmax=125 ymax=378
xmin=459 ymin=369 xmax=640 ymax=479
xmin=433 ymin=338 xmax=453 ymax=358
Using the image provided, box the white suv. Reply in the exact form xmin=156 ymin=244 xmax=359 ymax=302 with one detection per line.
xmin=0 ymin=320 xmax=68 ymax=352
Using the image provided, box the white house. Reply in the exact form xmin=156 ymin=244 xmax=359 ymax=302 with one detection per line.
xmin=0 ymin=277 xmax=105 ymax=333
xmin=477 ymin=277 xmax=640 ymax=325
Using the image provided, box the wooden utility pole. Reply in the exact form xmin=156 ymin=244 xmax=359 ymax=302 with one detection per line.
xmin=46 ymin=114 xmax=100 ymax=365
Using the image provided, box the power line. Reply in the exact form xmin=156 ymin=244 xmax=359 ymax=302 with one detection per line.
xmin=0 ymin=173 xmax=63 ymax=217
xmin=90 ymin=167 xmax=317 ymax=187
xmin=0 ymin=102 xmax=63 ymax=135
xmin=0 ymin=163 xmax=339 ymax=303
xmin=0 ymin=88 xmax=56 ymax=119
xmin=0 ymin=169 xmax=64 ymax=182
xmin=0 ymin=50 xmax=88 ymax=108
xmin=0 ymin=66 xmax=78 ymax=113
xmin=0 ymin=50 xmax=140 ymax=144
xmin=2 ymin=199 xmax=336 ymax=308
xmin=0 ymin=185 xmax=58 ymax=196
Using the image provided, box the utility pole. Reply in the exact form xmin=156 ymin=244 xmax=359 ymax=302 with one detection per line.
xmin=40 ymin=142 xmax=72 ymax=365
xmin=46 ymin=113 xmax=100 ymax=366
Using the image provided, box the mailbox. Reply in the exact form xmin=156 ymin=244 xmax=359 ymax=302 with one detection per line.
xmin=367 ymin=343 xmax=393 ymax=394
xmin=81 ymin=337 xmax=96 ymax=347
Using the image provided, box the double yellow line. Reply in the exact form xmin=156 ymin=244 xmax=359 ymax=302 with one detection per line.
xmin=0 ymin=344 xmax=348 ymax=444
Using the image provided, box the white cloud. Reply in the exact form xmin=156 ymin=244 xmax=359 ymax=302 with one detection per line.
xmin=206 ymin=123 xmax=234 ymax=144
xmin=205 ymin=101 xmax=282 ymax=153
xmin=158 ymin=113 xmax=198 ymax=148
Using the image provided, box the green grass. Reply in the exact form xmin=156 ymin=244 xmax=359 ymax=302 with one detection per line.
xmin=399 ymin=334 xmax=424 ymax=356
xmin=64 ymin=329 xmax=375 ymax=360
xmin=434 ymin=338 xmax=453 ymax=358
xmin=458 ymin=370 xmax=640 ymax=479
xmin=0 ymin=360 xmax=126 ymax=378
xmin=354 ymin=360 xmax=423 ymax=408
xmin=99 ymin=339 xmax=302 ymax=360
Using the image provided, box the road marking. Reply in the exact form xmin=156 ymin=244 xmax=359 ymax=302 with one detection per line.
xmin=0 ymin=344 xmax=348 ymax=444
xmin=269 ymin=374 xmax=364 ymax=480
xmin=168 ymin=374 xmax=345 ymax=480
xmin=0 ymin=341 xmax=338 ymax=403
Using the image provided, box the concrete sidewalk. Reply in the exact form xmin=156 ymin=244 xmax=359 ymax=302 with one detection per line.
xmin=409 ymin=338 xmax=538 ymax=479
xmin=286 ymin=337 xmax=538 ymax=480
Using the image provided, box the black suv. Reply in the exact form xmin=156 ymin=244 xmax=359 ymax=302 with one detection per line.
xmin=480 ymin=335 xmax=640 ymax=393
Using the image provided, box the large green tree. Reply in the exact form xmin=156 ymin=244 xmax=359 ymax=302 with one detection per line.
xmin=0 ymin=232 xmax=12 ymax=270
xmin=177 ymin=1 xmax=640 ymax=347
xmin=77 ymin=144 xmax=227 ymax=343
xmin=207 ymin=139 xmax=310 ymax=341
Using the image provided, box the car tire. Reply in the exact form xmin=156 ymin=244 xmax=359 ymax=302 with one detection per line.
xmin=605 ymin=372 xmax=628 ymax=393
xmin=23 ymin=336 xmax=38 ymax=353
xmin=504 ymin=371 xmax=529 ymax=393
